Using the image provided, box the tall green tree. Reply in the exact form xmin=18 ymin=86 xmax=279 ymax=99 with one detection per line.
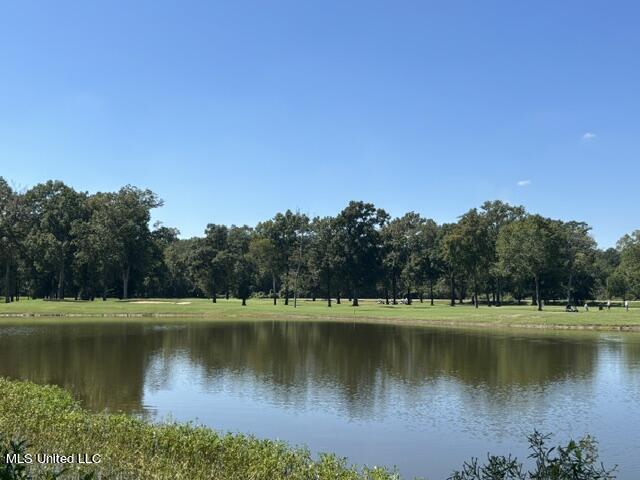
xmin=395 ymin=212 xmax=429 ymax=304
xmin=559 ymin=221 xmax=597 ymax=304
xmin=249 ymin=235 xmax=281 ymax=304
xmin=382 ymin=213 xmax=419 ymax=304
xmin=227 ymin=225 xmax=254 ymax=306
xmin=75 ymin=192 xmax=122 ymax=300
xmin=0 ymin=178 xmax=25 ymax=303
xmin=613 ymin=231 xmax=640 ymax=299
xmin=445 ymin=209 xmax=491 ymax=308
xmin=256 ymin=211 xmax=309 ymax=305
xmin=290 ymin=215 xmax=310 ymax=308
xmin=193 ymin=224 xmax=229 ymax=302
xmin=497 ymin=215 xmax=562 ymax=311
xmin=24 ymin=181 xmax=88 ymax=300
xmin=164 ymin=237 xmax=201 ymax=297
xmin=607 ymin=268 xmax=629 ymax=301
xmin=90 ymin=186 xmax=163 ymax=299
xmin=142 ymin=224 xmax=181 ymax=297
xmin=408 ymin=219 xmax=442 ymax=305
xmin=307 ymin=216 xmax=343 ymax=307
xmin=594 ymin=248 xmax=620 ymax=298
xmin=479 ymin=200 xmax=526 ymax=305
xmin=439 ymin=223 xmax=463 ymax=306
xmin=114 ymin=187 xmax=162 ymax=299
xmin=335 ymin=201 xmax=388 ymax=306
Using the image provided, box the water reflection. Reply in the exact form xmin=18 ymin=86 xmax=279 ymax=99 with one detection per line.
xmin=1 ymin=320 xmax=639 ymax=479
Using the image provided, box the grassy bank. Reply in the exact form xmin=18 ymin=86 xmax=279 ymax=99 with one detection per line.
xmin=0 ymin=298 xmax=639 ymax=330
xmin=0 ymin=378 xmax=398 ymax=480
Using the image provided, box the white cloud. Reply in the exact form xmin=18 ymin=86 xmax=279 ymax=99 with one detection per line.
xmin=582 ymin=132 xmax=597 ymax=141
xmin=516 ymin=180 xmax=531 ymax=187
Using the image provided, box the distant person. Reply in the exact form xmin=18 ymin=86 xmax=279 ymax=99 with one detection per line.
xmin=584 ymin=303 xmax=589 ymax=312
xmin=625 ymin=300 xmax=630 ymax=311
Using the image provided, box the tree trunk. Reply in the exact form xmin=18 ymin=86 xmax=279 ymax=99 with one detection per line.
xmin=450 ymin=273 xmax=456 ymax=306
xmin=384 ymin=286 xmax=389 ymax=305
xmin=284 ymin=274 xmax=289 ymax=305
xmin=419 ymin=291 xmax=423 ymax=303
xmin=392 ymin=275 xmax=397 ymax=305
xmin=327 ymin=274 xmax=332 ymax=307
xmin=473 ymin=274 xmax=479 ymax=308
xmin=57 ymin=263 xmax=65 ymax=300
xmin=242 ymin=297 xmax=246 ymax=306
xmin=212 ymin=277 xmax=216 ymax=303
xmin=293 ymin=244 xmax=303 ymax=309
xmin=535 ymin=275 xmax=542 ymax=311
xmin=122 ymin=264 xmax=130 ymax=299
xmin=406 ymin=288 xmax=412 ymax=305
xmin=430 ymin=282 xmax=434 ymax=306
xmin=4 ymin=260 xmax=10 ymax=304
xmin=566 ymin=272 xmax=573 ymax=305
xmin=352 ymin=288 xmax=359 ymax=307
xmin=336 ymin=293 xmax=341 ymax=304
xmin=272 ymin=274 xmax=277 ymax=305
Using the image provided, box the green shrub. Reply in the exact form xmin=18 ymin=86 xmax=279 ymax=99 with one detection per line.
xmin=448 ymin=431 xmax=616 ymax=480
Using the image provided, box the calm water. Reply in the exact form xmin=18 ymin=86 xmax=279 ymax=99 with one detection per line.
xmin=1 ymin=319 xmax=639 ymax=479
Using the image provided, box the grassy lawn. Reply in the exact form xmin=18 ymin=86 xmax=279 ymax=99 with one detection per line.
xmin=0 ymin=297 xmax=638 ymax=329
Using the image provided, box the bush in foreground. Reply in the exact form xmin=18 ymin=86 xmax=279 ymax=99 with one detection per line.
xmin=448 ymin=431 xmax=616 ymax=480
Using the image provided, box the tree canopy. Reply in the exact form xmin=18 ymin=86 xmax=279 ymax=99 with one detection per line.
xmin=0 ymin=177 xmax=636 ymax=306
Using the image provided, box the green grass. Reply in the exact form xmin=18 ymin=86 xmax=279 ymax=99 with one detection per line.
xmin=0 ymin=378 xmax=399 ymax=480
xmin=0 ymin=297 xmax=639 ymax=329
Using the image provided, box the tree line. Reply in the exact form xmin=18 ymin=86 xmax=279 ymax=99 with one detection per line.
xmin=1 ymin=178 xmax=638 ymax=308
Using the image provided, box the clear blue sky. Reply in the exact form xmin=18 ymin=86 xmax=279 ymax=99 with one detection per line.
xmin=1 ymin=1 xmax=638 ymax=248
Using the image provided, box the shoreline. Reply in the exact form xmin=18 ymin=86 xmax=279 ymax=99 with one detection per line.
xmin=1 ymin=309 xmax=640 ymax=332
xmin=0 ymin=378 xmax=399 ymax=480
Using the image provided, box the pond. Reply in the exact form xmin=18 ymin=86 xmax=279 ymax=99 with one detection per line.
xmin=1 ymin=319 xmax=639 ymax=479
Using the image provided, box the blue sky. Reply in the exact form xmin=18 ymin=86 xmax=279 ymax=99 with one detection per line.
xmin=1 ymin=1 xmax=638 ymax=248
